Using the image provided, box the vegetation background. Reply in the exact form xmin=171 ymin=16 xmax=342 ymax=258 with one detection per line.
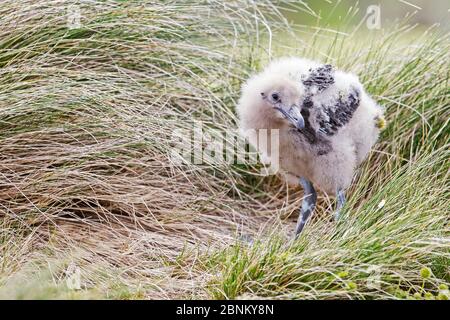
xmin=0 ymin=0 xmax=448 ymax=299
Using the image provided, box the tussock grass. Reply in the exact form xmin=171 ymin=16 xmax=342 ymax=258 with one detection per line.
xmin=0 ymin=1 xmax=448 ymax=299
xmin=206 ymin=25 xmax=450 ymax=299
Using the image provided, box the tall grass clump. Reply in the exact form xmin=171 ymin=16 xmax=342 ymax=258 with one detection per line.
xmin=0 ymin=1 xmax=448 ymax=299
xmin=0 ymin=0 xmax=297 ymax=298
xmin=206 ymin=24 xmax=450 ymax=299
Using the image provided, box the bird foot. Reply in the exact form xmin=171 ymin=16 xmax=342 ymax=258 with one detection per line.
xmin=334 ymin=189 xmax=346 ymax=221
xmin=334 ymin=210 xmax=341 ymax=221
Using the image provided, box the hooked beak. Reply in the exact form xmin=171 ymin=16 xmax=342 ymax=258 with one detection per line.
xmin=275 ymin=105 xmax=305 ymax=130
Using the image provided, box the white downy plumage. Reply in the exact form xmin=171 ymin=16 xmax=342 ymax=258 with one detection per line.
xmin=237 ymin=57 xmax=384 ymax=236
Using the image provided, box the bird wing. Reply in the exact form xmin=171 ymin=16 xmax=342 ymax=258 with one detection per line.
xmin=301 ymin=64 xmax=361 ymax=137
xmin=302 ymin=64 xmax=335 ymax=94
xmin=315 ymin=86 xmax=361 ymax=136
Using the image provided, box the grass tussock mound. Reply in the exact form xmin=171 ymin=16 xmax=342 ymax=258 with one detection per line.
xmin=0 ymin=1 xmax=449 ymax=299
xmin=0 ymin=0 xmax=295 ymax=299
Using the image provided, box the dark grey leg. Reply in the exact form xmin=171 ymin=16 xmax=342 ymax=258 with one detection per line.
xmin=334 ymin=189 xmax=346 ymax=221
xmin=295 ymin=177 xmax=317 ymax=238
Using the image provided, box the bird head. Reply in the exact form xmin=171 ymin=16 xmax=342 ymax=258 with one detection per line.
xmin=259 ymin=76 xmax=305 ymax=130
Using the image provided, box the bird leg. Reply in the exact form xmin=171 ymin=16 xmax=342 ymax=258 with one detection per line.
xmin=334 ymin=189 xmax=346 ymax=221
xmin=295 ymin=177 xmax=317 ymax=238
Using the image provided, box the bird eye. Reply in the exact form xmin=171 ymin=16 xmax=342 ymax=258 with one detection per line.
xmin=271 ymin=93 xmax=280 ymax=102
